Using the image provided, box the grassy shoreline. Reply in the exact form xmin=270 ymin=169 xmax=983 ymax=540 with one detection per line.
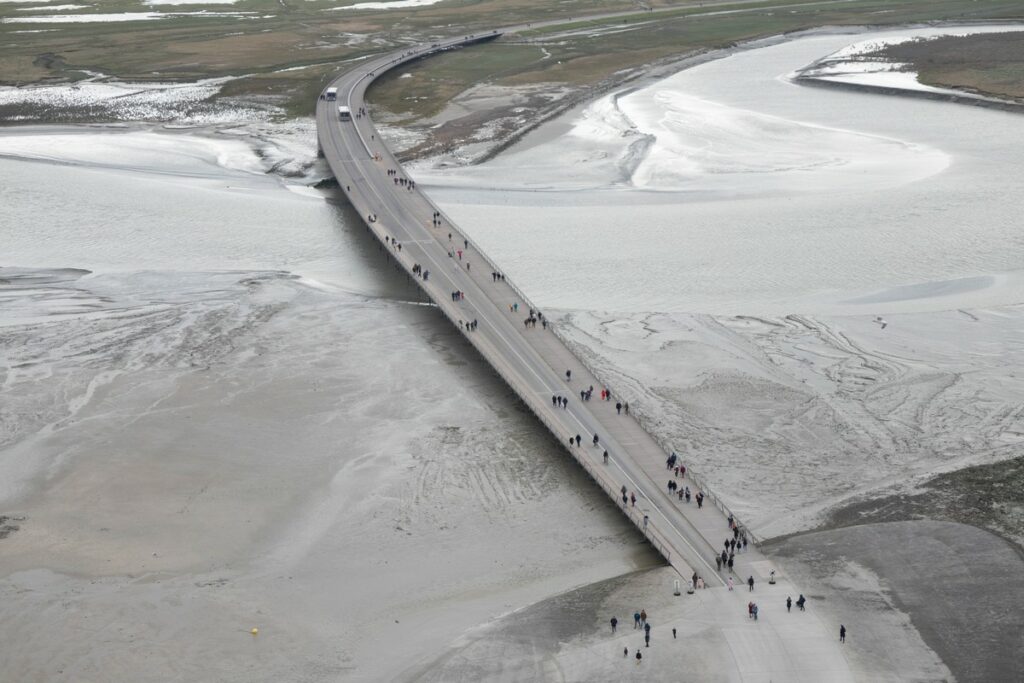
xmin=873 ymin=30 xmax=1024 ymax=103
xmin=2 ymin=0 xmax=1022 ymax=130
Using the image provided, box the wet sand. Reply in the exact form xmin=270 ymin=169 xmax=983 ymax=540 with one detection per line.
xmin=0 ymin=269 xmax=654 ymax=681
xmin=767 ymin=520 xmax=1024 ymax=683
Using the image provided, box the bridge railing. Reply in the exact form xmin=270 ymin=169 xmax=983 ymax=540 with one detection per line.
xmin=545 ymin=326 xmax=759 ymax=546
xmin=329 ymin=35 xmax=755 ymax=549
xmin=424 ymin=204 xmax=755 ymax=545
xmin=388 ymin=247 xmax=680 ymax=569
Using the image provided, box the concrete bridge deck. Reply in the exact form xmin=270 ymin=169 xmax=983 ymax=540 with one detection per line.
xmin=315 ymin=33 xmax=765 ymax=588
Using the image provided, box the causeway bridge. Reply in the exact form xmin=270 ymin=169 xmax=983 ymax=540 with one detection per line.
xmin=315 ymin=32 xmax=765 ymax=587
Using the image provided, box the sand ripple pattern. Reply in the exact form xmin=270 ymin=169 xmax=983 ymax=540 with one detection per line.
xmin=557 ymin=307 xmax=1024 ymax=538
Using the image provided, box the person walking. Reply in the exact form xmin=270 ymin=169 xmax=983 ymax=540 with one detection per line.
xmin=728 ymin=576 xmax=734 ymax=591
xmin=593 ymin=433 xmax=599 ymax=446
xmin=840 ymin=624 xmax=846 ymax=643
xmin=610 ymin=617 xmax=618 ymax=633
xmin=716 ymin=555 xmax=722 ymax=572
xmin=797 ymin=594 xmax=806 ymax=611
xmin=642 ymin=514 xmax=649 ymax=531
xmin=575 ymin=434 xmax=582 ymax=447
xmin=640 ymin=609 xmax=647 ymax=627
xmin=672 ymin=628 xmax=677 ymax=639
xmin=644 ymin=622 xmax=651 ymax=637
xmin=630 ymin=492 xmax=636 ymax=507
xmin=624 ymin=647 xmax=628 ymax=658
xmin=748 ymin=576 xmax=755 ymax=592
xmin=565 ymin=369 xmax=571 ymax=381
xmin=644 ymin=633 xmax=650 ymax=648
xmin=603 ymin=450 xmax=609 ymax=464
xmin=752 ymin=603 xmax=759 ymax=622
xmin=786 ymin=596 xmax=792 ymax=613
xmin=634 ymin=611 xmax=641 ymax=629
xmin=616 ymin=402 xmax=622 ymax=414
xmin=624 ymin=401 xmax=629 ymax=415
xmin=635 ymin=650 xmax=642 ymax=664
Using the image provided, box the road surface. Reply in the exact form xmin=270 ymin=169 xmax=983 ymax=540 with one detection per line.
xmin=314 ymin=32 xmax=771 ymax=585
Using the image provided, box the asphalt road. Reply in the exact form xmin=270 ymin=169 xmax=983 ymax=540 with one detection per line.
xmin=315 ymin=32 xmax=750 ymax=584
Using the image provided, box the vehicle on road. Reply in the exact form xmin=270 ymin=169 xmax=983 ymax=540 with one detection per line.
xmin=338 ymin=105 xmax=352 ymax=121
xmin=325 ymin=87 xmax=338 ymax=101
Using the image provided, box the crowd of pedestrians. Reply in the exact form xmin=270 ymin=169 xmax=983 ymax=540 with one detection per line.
xmin=354 ymin=114 xmax=855 ymax=674
xmin=601 ymin=583 xmax=831 ymax=670
xmin=607 ymin=607 xmax=671 ymax=666
xmin=550 ymin=395 xmax=569 ymax=409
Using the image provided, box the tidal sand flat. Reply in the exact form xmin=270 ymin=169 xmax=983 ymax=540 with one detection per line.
xmin=552 ymin=307 xmax=1024 ymax=538
xmin=421 ymin=26 xmax=1024 ymax=315
xmin=0 ymin=126 xmax=655 ymax=681
xmin=3 ymin=18 xmax=1023 ymax=682
xmin=0 ymin=269 xmax=656 ymax=682
xmin=413 ymin=25 xmax=1024 ymax=679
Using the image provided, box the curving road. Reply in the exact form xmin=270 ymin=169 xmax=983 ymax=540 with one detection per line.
xmin=316 ymin=31 xmax=756 ymax=587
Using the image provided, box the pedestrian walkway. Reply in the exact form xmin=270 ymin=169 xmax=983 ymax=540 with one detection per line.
xmin=444 ymin=228 xmax=772 ymax=584
xmin=316 ymin=33 xmax=777 ymax=589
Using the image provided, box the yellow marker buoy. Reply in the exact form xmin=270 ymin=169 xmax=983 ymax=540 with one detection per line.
xmin=251 ymin=628 xmax=259 ymax=636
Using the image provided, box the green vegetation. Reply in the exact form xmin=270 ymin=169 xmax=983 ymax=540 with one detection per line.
xmin=366 ymin=0 xmax=1024 ymax=123
xmin=0 ymin=0 xmax=1021 ymax=121
xmin=874 ymin=31 xmax=1024 ymax=101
